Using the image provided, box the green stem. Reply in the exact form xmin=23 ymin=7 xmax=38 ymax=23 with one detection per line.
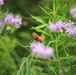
xmin=17 ymin=54 xmax=32 ymax=75
xmin=56 ymin=40 xmax=64 ymax=75
xmin=29 ymin=54 xmax=34 ymax=66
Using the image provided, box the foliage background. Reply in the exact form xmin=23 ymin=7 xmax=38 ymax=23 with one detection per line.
xmin=0 ymin=0 xmax=76 ymax=75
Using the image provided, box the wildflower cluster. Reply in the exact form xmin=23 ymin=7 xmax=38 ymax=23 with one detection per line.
xmin=49 ymin=20 xmax=64 ymax=32
xmin=64 ymin=21 xmax=76 ymax=36
xmin=4 ymin=14 xmax=22 ymax=28
xmin=49 ymin=20 xmax=76 ymax=37
xmin=49 ymin=6 xmax=76 ymax=37
xmin=30 ymin=40 xmax=53 ymax=59
xmin=0 ymin=0 xmax=22 ymax=29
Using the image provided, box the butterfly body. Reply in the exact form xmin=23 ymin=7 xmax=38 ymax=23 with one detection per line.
xmin=32 ymin=32 xmax=45 ymax=42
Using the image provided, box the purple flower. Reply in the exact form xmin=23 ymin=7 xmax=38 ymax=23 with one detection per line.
xmin=0 ymin=0 xmax=4 ymax=5
xmin=44 ymin=47 xmax=53 ymax=58
xmin=65 ymin=27 xmax=76 ymax=36
xmin=55 ymin=21 xmax=64 ymax=31
xmin=30 ymin=40 xmax=53 ymax=59
xmin=63 ymin=20 xmax=75 ymax=30
xmin=4 ymin=14 xmax=14 ymax=24
xmin=70 ymin=7 xmax=76 ymax=18
xmin=0 ymin=20 xmax=3 ymax=28
xmin=66 ymin=28 xmax=73 ymax=36
xmin=63 ymin=20 xmax=76 ymax=37
xmin=65 ymin=21 xmax=75 ymax=27
xmin=49 ymin=20 xmax=64 ymax=32
xmin=73 ymin=27 xmax=76 ymax=34
xmin=13 ymin=16 xmax=22 ymax=28
xmin=49 ymin=22 xmax=57 ymax=32
xmin=4 ymin=14 xmax=22 ymax=28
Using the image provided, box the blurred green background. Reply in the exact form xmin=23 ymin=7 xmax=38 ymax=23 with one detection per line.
xmin=1 ymin=0 xmax=76 ymax=75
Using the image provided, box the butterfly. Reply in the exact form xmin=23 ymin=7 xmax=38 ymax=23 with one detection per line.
xmin=32 ymin=32 xmax=45 ymax=42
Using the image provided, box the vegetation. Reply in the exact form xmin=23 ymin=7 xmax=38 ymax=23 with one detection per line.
xmin=0 ymin=0 xmax=76 ymax=75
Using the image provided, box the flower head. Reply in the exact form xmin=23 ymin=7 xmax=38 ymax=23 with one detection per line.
xmin=13 ymin=16 xmax=22 ymax=28
xmin=70 ymin=7 xmax=76 ymax=18
xmin=44 ymin=47 xmax=53 ymax=58
xmin=49 ymin=22 xmax=57 ymax=32
xmin=30 ymin=40 xmax=53 ymax=59
xmin=0 ymin=0 xmax=4 ymax=5
xmin=63 ymin=20 xmax=75 ymax=30
xmin=4 ymin=14 xmax=22 ymax=28
xmin=66 ymin=27 xmax=76 ymax=37
xmin=4 ymin=14 xmax=14 ymax=24
xmin=63 ymin=20 xmax=76 ymax=37
xmin=49 ymin=20 xmax=64 ymax=32
xmin=55 ymin=21 xmax=64 ymax=31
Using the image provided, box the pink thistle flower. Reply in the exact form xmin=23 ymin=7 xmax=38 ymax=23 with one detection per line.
xmin=49 ymin=20 xmax=64 ymax=32
xmin=43 ymin=47 xmax=53 ymax=58
xmin=73 ymin=27 xmax=76 ymax=34
xmin=55 ymin=21 xmax=64 ymax=31
xmin=0 ymin=0 xmax=4 ymax=5
xmin=4 ymin=14 xmax=22 ymax=28
xmin=65 ymin=27 xmax=76 ymax=37
xmin=63 ymin=20 xmax=75 ymax=30
xmin=4 ymin=14 xmax=14 ymax=24
xmin=70 ymin=7 xmax=76 ymax=18
xmin=12 ymin=16 xmax=22 ymax=28
xmin=64 ymin=20 xmax=76 ymax=37
xmin=30 ymin=40 xmax=53 ymax=59
xmin=49 ymin=22 xmax=57 ymax=32
xmin=66 ymin=28 xmax=74 ymax=36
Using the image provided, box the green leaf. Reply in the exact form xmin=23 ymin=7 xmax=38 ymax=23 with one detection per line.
xmin=0 ymin=39 xmax=8 ymax=51
xmin=50 ymin=66 xmax=57 ymax=75
xmin=0 ymin=23 xmax=6 ymax=35
xmin=31 ymin=24 xmax=47 ymax=29
xmin=59 ymin=43 xmax=76 ymax=52
xmin=30 ymin=15 xmax=46 ymax=24
xmin=39 ymin=6 xmax=52 ymax=17
xmin=26 ymin=60 xmax=29 ymax=75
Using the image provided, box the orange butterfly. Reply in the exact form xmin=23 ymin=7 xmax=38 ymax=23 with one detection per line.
xmin=32 ymin=32 xmax=45 ymax=42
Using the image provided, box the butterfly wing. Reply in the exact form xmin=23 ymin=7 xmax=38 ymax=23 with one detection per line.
xmin=32 ymin=32 xmax=39 ymax=40
xmin=38 ymin=36 xmax=45 ymax=42
xmin=32 ymin=32 xmax=45 ymax=42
